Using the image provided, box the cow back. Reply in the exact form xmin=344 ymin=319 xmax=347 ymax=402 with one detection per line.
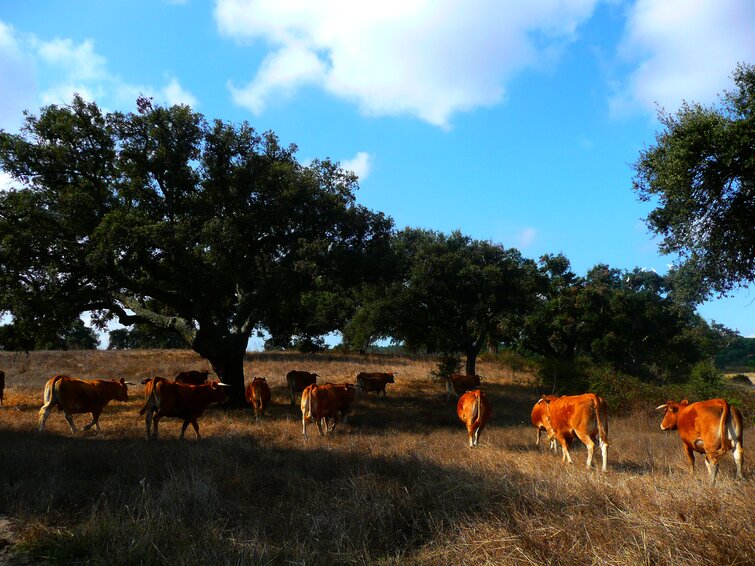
xmin=287 ymin=370 xmax=317 ymax=392
xmin=155 ymin=380 xmax=228 ymax=418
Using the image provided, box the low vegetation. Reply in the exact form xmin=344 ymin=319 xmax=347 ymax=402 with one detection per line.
xmin=0 ymin=350 xmax=752 ymax=565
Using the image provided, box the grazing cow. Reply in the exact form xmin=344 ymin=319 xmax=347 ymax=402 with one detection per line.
xmin=445 ymin=373 xmax=482 ymax=400
xmin=531 ymin=395 xmax=559 ymax=452
xmin=38 ymin=375 xmax=132 ymax=433
xmin=245 ymin=377 xmax=272 ymax=419
xmin=174 ymin=370 xmax=211 ymax=385
xmin=140 ymin=379 xmax=230 ymax=440
xmin=286 ymin=370 xmax=318 ymax=405
xmin=301 ymin=383 xmax=338 ymax=439
xmin=541 ymin=393 xmax=609 ymax=471
xmin=356 ymin=372 xmax=395 ymax=396
xmin=0 ymin=370 xmax=4 ymax=406
xmin=457 ymin=389 xmax=491 ymax=447
xmin=319 ymin=383 xmax=356 ymax=429
xmin=656 ymin=398 xmax=744 ymax=483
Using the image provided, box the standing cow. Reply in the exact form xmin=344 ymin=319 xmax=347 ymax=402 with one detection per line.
xmin=287 ymin=370 xmax=318 ymax=405
xmin=457 ymin=389 xmax=491 ymax=447
xmin=541 ymin=393 xmax=609 ymax=471
xmin=140 ymin=379 xmax=230 ymax=440
xmin=301 ymin=383 xmax=342 ymax=439
xmin=245 ymin=377 xmax=272 ymax=419
xmin=38 ymin=375 xmax=132 ymax=433
xmin=446 ymin=373 xmax=481 ymax=400
xmin=356 ymin=372 xmax=395 ymax=396
xmin=319 ymin=383 xmax=356 ymax=430
xmin=531 ymin=395 xmax=558 ymax=452
xmin=656 ymin=398 xmax=744 ymax=483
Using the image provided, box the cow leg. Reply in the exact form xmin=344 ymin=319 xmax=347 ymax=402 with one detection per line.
xmin=473 ymin=425 xmax=482 ymax=447
xmin=583 ymin=436 xmax=596 ymax=469
xmin=302 ymin=418 xmax=308 ymax=440
xmin=290 ymin=388 xmax=296 ymax=406
xmin=599 ymin=438 xmax=608 ymax=472
xmin=152 ymin=415 xmax=161 ymax=440
xmin=535 ymin=427 xmax=541 ymax=446
xmin=180 ymin=419 xmax=191 ymax=440
xmin=190 ymin=419 xmax=200 ymax=439
xmin=63 ymin=412 xmax=78 ymax=434
xmin=83 ymin=410 xmax=101 ymax=431
xmin=683 ymin=445 xmax=695 ymax=476
xmin=38 ymin=406 xmax=53 ymax=432
xmin=732 ymin=442 xmax=744 ymax=480
xmin=558 ymin=436 xmax=573 ymax=465
xmin=316 ymin=417 xmax=325 ymax=436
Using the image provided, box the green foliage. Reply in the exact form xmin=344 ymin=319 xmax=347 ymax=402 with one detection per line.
xmin=633 ymin=63 xmax=755 ymax=299
xmin=687 ymin=359 xmax=726 ymax=399
xmin=430 ymin=353 xmax=462 ymax=381
xmin=716 ymin=334 xmax=755 ymax=370
xmin=0 ymin=318 xmax=98 ymax=351
xmin=108 ymin=325 xmax=187 ymax=350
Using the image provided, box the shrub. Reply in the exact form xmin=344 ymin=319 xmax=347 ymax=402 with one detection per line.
xmin=430 ymin=353 xmax=461 ymax=381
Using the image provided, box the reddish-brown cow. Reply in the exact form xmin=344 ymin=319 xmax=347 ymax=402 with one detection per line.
xmin=657 ymin=398 xmax=744 ymax=483
xmin=38 ymin=375 xmax=132 ymax=433
xmin=300 ymin=383 xmax=338 ymax=439
xmin=245 ymin=377 xmax=272 ymax=419
xmin=457 ymin=389 xmax=491 ymax=447
xmin=356 ymin=372 xmax=395 ymax=396
xmin=531 ymin=395 xmax=559 ymax=451
xmin=319 ymin=383 xmax=356 ymax=430
xmin=286 ymin=370 xmax=318 ymax=405
xmin=541 ymin=393 xmax=609 ymax=471
xmin=446 ymin=373 xmax=481 ymax=400
xmin=140 ymin=379 xmax=230 ymax=440
xmin=174 ymin=370 xmax=211 ymax=385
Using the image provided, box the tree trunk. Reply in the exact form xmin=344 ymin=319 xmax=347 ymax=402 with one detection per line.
xmin=193 ymin=328 xmax=251 ymax=408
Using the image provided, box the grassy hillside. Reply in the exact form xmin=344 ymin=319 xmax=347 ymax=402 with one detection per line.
xmin=0 ymin=350 xmax=752 ymax=565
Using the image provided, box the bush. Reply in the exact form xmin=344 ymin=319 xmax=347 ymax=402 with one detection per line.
xmin=430 ymin=353 xmax=461 ymax=381
xmin=536 ymin=356 xmax=590 ymax=393
xmin=687 ymin=359 xmax=726 ymax=399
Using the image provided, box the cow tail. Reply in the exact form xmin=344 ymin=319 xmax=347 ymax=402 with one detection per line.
xmin=593 ymin=396 xmax=608 ymax=446
xmin=38 ymin=375 xmax=63 ymax=424
xmin=301 ymin=388 xmax=313 ymax=423
xmin=713 ymin=400 xmax=730 ymax=459
xmin=139 ymin=379 xmax=154 ymax=416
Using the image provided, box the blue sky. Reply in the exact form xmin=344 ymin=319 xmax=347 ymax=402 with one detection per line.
xmin=1 ymin=0 xmax=754 ymax=342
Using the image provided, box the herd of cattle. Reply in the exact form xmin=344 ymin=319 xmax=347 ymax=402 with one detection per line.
xmin=0 ymin=367 xmax=745 ymax=484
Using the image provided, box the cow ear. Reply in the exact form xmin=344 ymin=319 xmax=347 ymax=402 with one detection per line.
xmin=680 ymin=399 xmax=689 ymax=405
xmin=120 ymin=378 xmax=125 ymax=385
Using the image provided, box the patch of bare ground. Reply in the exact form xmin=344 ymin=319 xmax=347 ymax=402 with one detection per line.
xmin=0 ymin=350 xmax=752 ymax=564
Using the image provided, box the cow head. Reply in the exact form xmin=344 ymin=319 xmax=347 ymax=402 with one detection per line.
xmin=115 ymin=378 xmax=130 ymax=401
xmin=387 ymin=372 xmax=395 ymax=383
xmin=209 ymin=381 xmax=231 ymax=404
xmin=656 ymin=400 xmax=689 ymax=430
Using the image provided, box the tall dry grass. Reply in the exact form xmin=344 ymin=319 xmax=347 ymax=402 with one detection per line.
xmin=0 ymin=350 xmax=752 ymax=565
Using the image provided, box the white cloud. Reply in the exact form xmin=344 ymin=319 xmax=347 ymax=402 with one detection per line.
xmin=216 ymin=0 xmax=600 ymax=128
xmin=611 ymin=0 xmax=755 ymax=115
xmin=341 ymin=151 xmax=373 ymax=181
xmin=0 ymin=18 xmax=199 ymax=131
xmin=517 ymin=227 xmax=537 ymax=248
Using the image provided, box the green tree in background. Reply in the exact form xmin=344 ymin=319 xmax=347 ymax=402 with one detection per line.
xmin=0 ymin=95 xmax=392 ymax=405
xmin=633 ymin=63 xmax=755 ymax=300
xmin=0 ymin=318 xmax=99 ymax=351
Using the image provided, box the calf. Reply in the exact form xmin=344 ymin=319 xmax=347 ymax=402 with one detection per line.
xmin=245 ymin=377 xmax=272 ymax=419
xmin=38 ymin=375 xmax=132 ymax=433
xmin=356 ymin=372 xmax=395 ymax=396
xmin=140 ymin=379 xmax=229 ymax=440
xmin=657 ymin=398 xmax=744 ymax=483
xmin=531 ymin=395 xmax=558 ymax=452
xmin=446 ymin=373 xmax=481 ymax=400
xmin=457 ymin=389 xmax=491 ymax=447
xmin=286 ymin=370 xmax=318 ymax=405
xmin=541 ymin=393 xmax=609 ymax=471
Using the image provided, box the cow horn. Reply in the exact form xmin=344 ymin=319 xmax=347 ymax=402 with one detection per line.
xmin=124 ymin=381 xmax=136 ymax=386
xmin=216 ymin=382 xmax=232 ymax=387
xmin=655 ymin=404 xmax=667 ymax=410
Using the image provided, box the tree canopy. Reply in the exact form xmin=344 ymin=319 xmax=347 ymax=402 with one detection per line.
xmin=633 ymin=63 xmax=755 ymax=300
xmin=0 ymin=95 xmax=392 ymax=403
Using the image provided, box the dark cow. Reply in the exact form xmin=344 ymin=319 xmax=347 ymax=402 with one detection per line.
xmin=286 ymin=370 xmax=318 ymax=405
xmin=445 ymin=373 xmax=481 ymax=400
xmin=38 ymin=375 xmax=132 ymax=433
xmin=140 ymin=378 xmax=230 ymax=439
xmin=657 ymin=398 xmax=744 ymax=483
xmin=541 ymin=393 xmax=609 ymax=471
xmin=174 ymin=370 xmax=211 ymax=385
xmin=457 ymin=389 xmax=491 ymax=448
xmin=356 ymin=372 xmax=395 ymax=396
xmin=245 ymin=377 xmax=272 ymax=419
xmin=531 ymin=395 xmax=559 ymax=452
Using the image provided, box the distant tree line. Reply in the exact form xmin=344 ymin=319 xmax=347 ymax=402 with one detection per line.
xmin=1 ymin=64 xmax=751 ymax=404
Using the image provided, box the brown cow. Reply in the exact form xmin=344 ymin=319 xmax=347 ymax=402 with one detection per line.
xmin=38 ymin=375 xmax=132 ymax=433
xmin=0 ymin=370 xmax=5 ymax=406
xmin=140 ymin=379 xmax=230 ymax=440
xmin=174 ymin=370 xmax=211 ymax=385
xmin=457 ymin=389 xmax=491 ymax=447
xmin=300 ymin=383 xmax=338 ymax=439
xmin=245 ymin=377 xmax=272 ymax=419
xmin=541 ymin=393 xmax=609 ymax=471
xmin=319 ymin=383 xmax=356 ymax=430
xmin=531 ymin=395 xmax=558 ymax=451
xmin=356 ymin=372 xmax=395 ymax=396
xmin=287 ymin=370 xmax=318 ymax=405
xmin=446 ymin=373 xmax=481 ymax=400
xmin=656 ymin=398 xmax=744 ymax=483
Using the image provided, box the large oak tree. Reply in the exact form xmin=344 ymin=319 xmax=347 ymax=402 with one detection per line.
xmin=0 ymin=96 xmax=392 ymax=404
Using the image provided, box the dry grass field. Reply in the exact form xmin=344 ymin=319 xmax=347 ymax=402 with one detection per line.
xmin=0 ymin=350 xmax=753 ymax=565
